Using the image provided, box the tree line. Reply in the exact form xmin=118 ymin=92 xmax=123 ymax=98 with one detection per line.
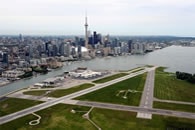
xmin=176 ymin=71 xmax=195 ymax=84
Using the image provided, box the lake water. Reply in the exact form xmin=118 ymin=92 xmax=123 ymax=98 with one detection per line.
xmin=0 ymin=45 xmax=195 ymax=97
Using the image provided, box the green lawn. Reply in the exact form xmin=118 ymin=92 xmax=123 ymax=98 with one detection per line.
xmin=76 ymin=73 xmax=147 ymax=106
xmin=0 ymin=98 xmax=42 ymax=117
xmin=91 ymin=108 xmax=195 ymax=130
xmin=23 ymin=90 xmax=49 ymax=96
xmin=47 ymin=83 xmax=95 ymax=98
xmin=153 ymin=101 xmax=195 ymax=113
xmin=92 ymin=73 xmax=128 ymax=83
xmin=0 ymin=104 xmax=96 ymax=130
xmin=154 ymin=67 xmax=195 ymax=102
xmin=1 ymin=104 xmax=195 ymax=130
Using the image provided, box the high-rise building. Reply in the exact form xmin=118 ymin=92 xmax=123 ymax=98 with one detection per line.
xmin=93 ymin=31 xmax=98 ymax=45
xmin=2 ymin=52 xmax=8 ymax=65
xmin=59 ymin=42 xmax=65 ymax=56
xmin=52 ymin=44 xmax=58 ymax=56
xmin=19 ymin=34 xmax=24 ymax=43
xmin=77 ymin=45 xmax=82 ymax=59
xmin=64 ymin=42 xmax=70 ymax=57
xmin=45 ymin=41 xmax=51 ymax=56
xmin=128 ymin=40 xmax=133 ymax=53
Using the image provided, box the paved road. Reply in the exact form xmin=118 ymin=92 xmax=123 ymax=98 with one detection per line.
xmin=137 ymin=68 xmax=155 ymax=119
xmin=73 ymin=100 xmax=195 ymax=120
xmin=154 ymin=98 xmax=195 ymax=106
xmin=0 ymin=69 xmax=147 ymax=125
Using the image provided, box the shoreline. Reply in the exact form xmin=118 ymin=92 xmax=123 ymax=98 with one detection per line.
xmin=0 ymin=46 xmax=194 ymax=98
xmin=0 ymin=86 xmax=29 ymax=98
xmin=0 ymin=75 xmax=35 ymax=88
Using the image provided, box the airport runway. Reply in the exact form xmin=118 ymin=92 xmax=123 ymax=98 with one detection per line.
xmin=74 ymin=100 xmax=195 ymax=120
xmin=1 ymin=67 xmax=195 ymax=125
xmin=137 ymin=69 xmax=155 ymax=119
xmin=0 ymin=69 xmax=147 ymax=125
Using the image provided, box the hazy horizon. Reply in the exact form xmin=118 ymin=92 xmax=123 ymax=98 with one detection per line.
xmin=1 ymin=0 xmax=195 ymax=37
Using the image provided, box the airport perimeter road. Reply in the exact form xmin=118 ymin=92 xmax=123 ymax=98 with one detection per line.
xmin=74 ymin=100 xmax=195 ymax=120
xmin=0 ymin=69 xmax=148 ymax=125
xmin=137 ymin=69 xmax=155 ymax=119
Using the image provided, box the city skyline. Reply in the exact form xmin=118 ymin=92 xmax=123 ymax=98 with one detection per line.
xmin=0 ymin=0 xmax=195 ymax=36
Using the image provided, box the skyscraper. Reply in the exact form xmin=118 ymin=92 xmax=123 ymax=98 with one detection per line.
xmin=2 ymin=52 xmax=8 ymax=66
xmin=19 ymin=34 xmax=24 ymax=43
xmin=84 ymin=15 xmax=88 ymax=49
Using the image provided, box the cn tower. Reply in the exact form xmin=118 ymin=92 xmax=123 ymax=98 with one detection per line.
xmin=84 ymin=15 xmax=88 ymax=49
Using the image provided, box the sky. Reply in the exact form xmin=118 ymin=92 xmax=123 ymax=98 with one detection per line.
xmin=0 ymin=0 xmax=195 ymax=36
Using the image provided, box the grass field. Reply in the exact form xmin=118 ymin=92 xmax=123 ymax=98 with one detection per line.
xmin=47 ymin=83 xmax=95 ymax=98
xmin=153 ymin=101 xmax=195 ymax=113
xmin=0 ymin=104 xmax=96 ymax=130
xmin=91 ymin=108 xmax=195 ymax=130
xmin=154 ymin=67 xmax=195 ymax=102
xmin=1 ymin=104 xmax=195 ymax=130
xmin=0 ymin=98 xmax=42 ymax=117
xmin=23 ymin=90 xmax=48 ymax=96
xmin=93 ymin=73 xmax=128 ymax=84
xmin=76 ymin=73 xmax=146 ymax=106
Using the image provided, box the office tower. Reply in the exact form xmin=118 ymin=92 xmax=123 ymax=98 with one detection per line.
xmin=128 ymin=40 xmax=133 ymax=53
xmin=36 ymin=44 xmax=43 ymax=56
xmin=2 ymin=52 xmax=8 ymax=65
xmin=75 ymin=36 xmax=80 ymax=46
xmin=52 ymin=44 xmax=58 ymax=56
xmin=103 ymin=34 xmax=110 ymax=47
xmin=64 ymin=42 xmax=70 ymax=57
xmin=131 ymin=43 xmax=145 ymax=54
xmin=93 ymin=31 xmax=98 ymax=45
xmin=19 ymin=34 xmax=24 ymax=43
xmin=77 ymin=45 xmax=82 ymax=59
xmin=59 ymin=42 xmax=65 ymax=56
xmin=45 ymin=41 xmax=51 ymax=56
xmin=71 ymin=47 xmax=76 ymax=57
xmin=97 ymin=33 xmax=102 ymax=44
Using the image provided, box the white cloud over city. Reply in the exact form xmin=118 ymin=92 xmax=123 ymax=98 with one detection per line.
xmin=0 ymin=0 xmax=195 ymax=36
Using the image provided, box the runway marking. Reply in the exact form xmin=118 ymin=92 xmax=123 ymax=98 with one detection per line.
xmin=145 ymin=101 xmax=148 ymax=105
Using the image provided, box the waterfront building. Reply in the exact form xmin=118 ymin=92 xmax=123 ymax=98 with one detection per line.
xmin=2 ymin=70 xmax=25 ymax=79
xmin=128 ymin=40 xmax=133 ymax=53
xmin=121 ymin=42 xmax=129 ymax=54
xmin=131 ymin=43 xmax=145 ymax=54
xmin=69 ymin=68 xmax=102 ymax=79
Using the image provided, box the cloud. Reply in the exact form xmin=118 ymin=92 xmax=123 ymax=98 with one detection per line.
xmin=0 ymin=0 xmax=195 ymax=36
